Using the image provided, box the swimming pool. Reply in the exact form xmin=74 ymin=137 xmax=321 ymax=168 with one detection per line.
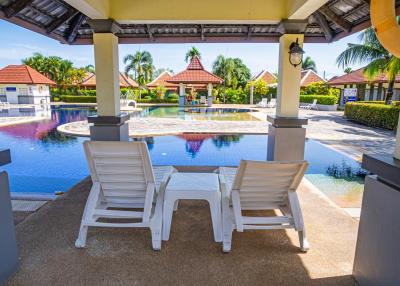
xmin=0 ymin=105 xmax=365 ymax=207
xmin=135 ymin=106 xmax=258 ymax=121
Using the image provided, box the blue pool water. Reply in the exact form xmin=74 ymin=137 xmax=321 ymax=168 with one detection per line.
xmin=0 ymin=105 xmax=365 ymax=206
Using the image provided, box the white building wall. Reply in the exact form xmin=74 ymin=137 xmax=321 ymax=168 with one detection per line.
xmin=0 ymin=83 xmax=51 ymax=104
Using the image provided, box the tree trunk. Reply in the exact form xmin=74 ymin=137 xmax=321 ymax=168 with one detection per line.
xmin=139 ymin=88 xmax=142 ymax=100
xmin=385 ymin=79 xmax=395 ymax=105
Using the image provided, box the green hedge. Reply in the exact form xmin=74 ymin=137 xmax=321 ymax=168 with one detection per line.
xmin=345 ymin=102 xmax=400 ymax=130
xmin=60 ymin=95 xmax=97 ymax=103
xmin=136 ymin=98 xmax=178 ymax=104
xmin=300 ymin=95 xmax=338 ymax=105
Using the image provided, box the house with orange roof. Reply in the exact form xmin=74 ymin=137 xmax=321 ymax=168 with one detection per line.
xmin=328 ymin=67 xmax=400 ymax=102
xmin=300 ymin=70 xmax=326 ymax=87
xmin=79 ymin=72 xmax=138 ymax=89
xmin=0 ymin=65 xmax=55 ymax=104
xmin=147 ymin=71 xmax=178 ymax=92
xmin=252 ymin=70 xmax=277 ymax=86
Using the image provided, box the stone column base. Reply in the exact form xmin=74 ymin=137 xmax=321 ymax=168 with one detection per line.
xmin=88 ymin=114 xmax=130 ymax=141
xmin=353 ymin=154 xmax=400 ymax=286
xmin=179 ymin=96 xmax=185 ymax=107
xmin=267 ymin=115 xmax=308 ymax=161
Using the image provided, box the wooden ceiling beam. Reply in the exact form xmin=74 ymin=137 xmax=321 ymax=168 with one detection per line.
xmin=313 ymin=11 xmax=333 ymax=41
xmin=65 ymin=13 xmax=86 ymax=43
xmin=200 ymin=24 xmax=205 ymax=41
xmin=318 ymin=5 xmax=352 ymax=33
xmin=3 ymin=0 xmax=34 ymax=18
xmin=46 ymin=9 xmax=78 ymax=34
xmin=146 ymin=24 xmax=154 ymax=41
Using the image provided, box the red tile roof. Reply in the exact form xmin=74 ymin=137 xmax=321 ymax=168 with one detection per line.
xmin=300 ymin=70 xmax=326 ymax=87
xmin=253 ymin=70 xmax=277 ymax=84
xmin=328 ymin=68 xmax=400 ymax=85
xmin=80 ymin=72 xmax=139 ymax=88
xmin=167 ymin=56 xmax=223 ymax=84
xmin=0 ymin=65 xmax=55 ymax=85
xmin=147 ymin=71 xmax=179 ymax=89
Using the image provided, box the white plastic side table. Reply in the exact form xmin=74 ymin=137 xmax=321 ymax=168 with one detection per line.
xmin=162 ymin=173 xmax=222 ymax=242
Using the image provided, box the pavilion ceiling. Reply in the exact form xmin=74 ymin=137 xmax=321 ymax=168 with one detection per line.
xmin=0 ymin=0 xmax=399 ymax=44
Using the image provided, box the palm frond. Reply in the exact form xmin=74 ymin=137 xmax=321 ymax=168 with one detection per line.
xmin=336 ymin=44 xmax=386 ymax=68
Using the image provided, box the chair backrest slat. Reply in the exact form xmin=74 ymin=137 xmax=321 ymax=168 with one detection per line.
xmin=84 ymin=141 xmax=155 ymax=203
xmin=232 ymin=160 xmax=308 ymax=208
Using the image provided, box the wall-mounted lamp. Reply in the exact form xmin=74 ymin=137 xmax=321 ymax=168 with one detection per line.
xmin=288 ymin=38 xmax=305 ymax=67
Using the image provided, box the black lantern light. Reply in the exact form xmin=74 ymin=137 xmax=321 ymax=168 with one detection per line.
xmin=288 ymin=38 xmax=305 ymax=67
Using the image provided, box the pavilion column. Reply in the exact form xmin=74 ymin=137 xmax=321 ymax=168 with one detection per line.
xmin=87 ymin=20 xmax=129 ymax=141
xmin=179 ymin=83 xmax=185 ymax=107
xmin=267 ymin=33 xmax=307 ymax=161
xmin=207 ymin=83 xmax=213 ymax=106
xmin=249 ymin=84 xmax=254 ymax=105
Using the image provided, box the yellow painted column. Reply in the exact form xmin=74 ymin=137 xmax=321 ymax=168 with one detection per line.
xmin=276 ymin=34 xmax=304 ymax=118
xmin=395 ymin=114 xmax=400 ymax=160
xmin=93 ymin=33 xmax=120 ymax=116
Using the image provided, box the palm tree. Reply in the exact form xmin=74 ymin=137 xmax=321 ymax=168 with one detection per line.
xmin=212 ymin=55 xmax=235 ymax=102
xmin=185 ymin=47 xmax=201 ymax=62
xmin=302 ymin=56 xmax=317 ymax=72
xmin=123 ymin=51 xmax=154 ymax=99
xmin=344 ymin=67 xmax=353 ymax=74
xmin=84 ymin=64 xmax=95 ymax=74
xmin=337 ymin=25 xmax=400 ymax=104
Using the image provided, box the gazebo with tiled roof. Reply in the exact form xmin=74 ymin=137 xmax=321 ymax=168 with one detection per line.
xmin=167 ymin=56 xmax=223 ymax=106
xmin=146 ymin=71 xmax=178 ymax=91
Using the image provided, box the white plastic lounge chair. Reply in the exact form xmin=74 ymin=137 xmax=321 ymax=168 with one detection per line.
xmin=267 ymin=98 xmax=276 ymax=108
xmin=218 ymin=160 xmax=309 ymax=253
xmin=256 ymin=98 xmax=268 ymax=108
xmin=75 ymin=141 xmax=175 ymax=250
xmin=300 ymin=99 xmax=318 ymax=110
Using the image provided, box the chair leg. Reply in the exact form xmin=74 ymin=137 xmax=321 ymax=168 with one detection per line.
xmin=173 ymin=200 xmax=179 ymax=211
xmin=75 ymin=182 xmax=101 ymax=248
xmin=298 ymin=230 xmax=310 ymax=252
xmin=75 ymin=224 xmax=88 ymax=248
xmin=208 ymin=197 xmax=222 ymax=242
xmin=222 ymin=227 xmax=233 ymax=253
xmin=162 ymin=197 xmax=175 ymax=241
xmin=150 ymin=225 xmax=162 ymax=251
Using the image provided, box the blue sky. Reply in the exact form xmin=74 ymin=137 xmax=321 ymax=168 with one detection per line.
xmin=0 ymin=20 xmax=364 ymax=79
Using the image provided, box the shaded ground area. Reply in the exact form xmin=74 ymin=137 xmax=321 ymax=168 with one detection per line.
xmin=7 ymin=178 xmax=358 ymax=286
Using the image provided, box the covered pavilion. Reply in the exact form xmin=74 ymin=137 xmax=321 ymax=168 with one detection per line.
xmin=1 ymin=0 xmax=400 ymax=285
xmin=167 ymin=56 xmax=223 ymax=106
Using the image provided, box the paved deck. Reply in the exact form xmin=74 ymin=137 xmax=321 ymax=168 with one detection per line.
xmin=250 ymin=108 xmax=396 ymax=162
xmin=58 ymin=117 xmax=268 ymax=137
xmin=7 ymin=177 xmax=358 ymax=286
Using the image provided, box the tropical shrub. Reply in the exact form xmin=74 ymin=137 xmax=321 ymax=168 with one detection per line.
xmin=136 ymin=98 xmax=178 ymax=104
xmin=300 ymin=95 xmax=338 ymax=105
xmin=224 ymin=87 xmax=247 ymax=104
xmin=60 ymin=95 xmax=96 ymax=103
xmin=301 ymin=81 xmax=340 ymax=98
xmin=345 ymin=102 xmax=400 ymax=130
xmin=166 ymin=93 xmax=179 ymax=100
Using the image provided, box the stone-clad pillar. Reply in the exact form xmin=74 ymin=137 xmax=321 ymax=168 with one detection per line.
xmin=267 ymin=26 xmax=307 ymax=161
xmin=207 ymin=83 xmax=213 ymax=106
xmin=87 ymin=19 xmax=129 ymax=141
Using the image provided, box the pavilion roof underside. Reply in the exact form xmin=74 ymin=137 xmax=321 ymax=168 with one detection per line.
xmin=1 ymin=0 xmax=399 ymax=44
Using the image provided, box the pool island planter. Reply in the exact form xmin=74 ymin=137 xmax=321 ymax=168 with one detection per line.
xmin=353 ymin=154 xmax=400 ymax=286
xmin=299 ymin=102 xmax=338 ymax=111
